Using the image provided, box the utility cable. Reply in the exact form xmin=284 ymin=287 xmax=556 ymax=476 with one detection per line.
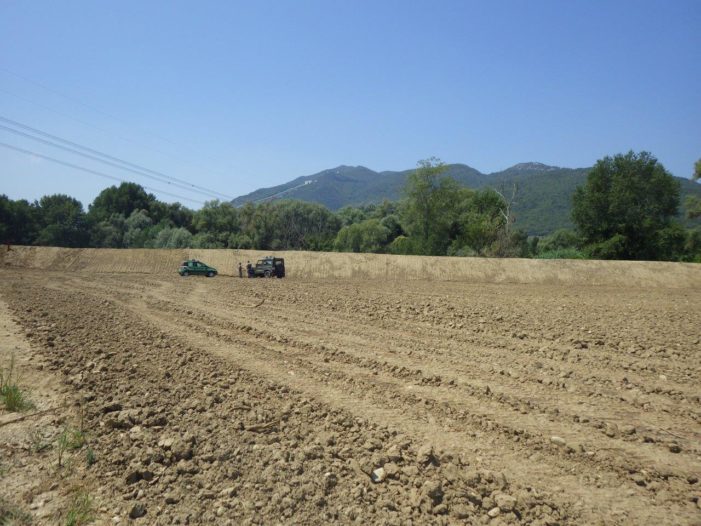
xmin=0 ymin=141 xmax=205 ymax=205
xmin=0 ymin=115 xmax=234 ymax=200
xmin=0 ymin=68 xmax=250 ymax=184
xmin=0 ymin=123 xmax=228 ymax=200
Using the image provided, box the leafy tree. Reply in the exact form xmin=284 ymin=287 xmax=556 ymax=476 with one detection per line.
xmin=240 ymin=201 xmax=340 ymax=250
xmin=685 ymin=158 xmax=701 ymax=220
xmin=154 ymin=227 xmax=193 ymax=248
xmin=387 ymin=235 xmax=414 ymax=255
xmin=191 ymin=231 xmax=224 ymax=248
xmin=35 ymin=194 xmax=89 ymax=247
xmin=450 ymin=188 xmax=505 ymax=256
xmin=122 ymin=209 xmax=153 ymax=248
xmin=90 ymin=213 xmax=127 ymax=248
xmin=0 ymin=196 xmax=40 ymax=245
xmin=192 ymin=200 xmax=240 ymax=246
xmin=88 ymin=183 xmax=156 ymax=223
xmin=337 ymin=206 xmax=368 ymax=227
xmin=537 ymin=229 xmax=580 ymax=253
xmin=379 ymin=214 xmax=404 ymax=241
xmin=402 ymin=158 xmax=461 ymax=255
xmin=683 ymin=228 xmax=701 ymax=262
xmin=572 ymin=151 xmax=680 ymax=260
xmin=334 ymin=219 xmax=390 ymax=253
xmin=150 ymin=201 xmax=193 ymax=229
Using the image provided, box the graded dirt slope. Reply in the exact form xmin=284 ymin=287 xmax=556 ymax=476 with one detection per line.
xmin=2 ymin=245 xmax=700 ymax=287
xmin=0 ymin=264 xmax=699 ymax=525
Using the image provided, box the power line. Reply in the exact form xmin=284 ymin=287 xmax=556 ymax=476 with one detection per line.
xmin=0 ymin=141 xmax=206 ymax=205
xmin=0 ymin=67 xmax=190 ymax=151
xmin=0 ymin=122 xmax=230 ymax=200
xmin=0 ymin=68 xmax=250 ymax=183
xmin=0 ymin=115 xmax=235 ymax=200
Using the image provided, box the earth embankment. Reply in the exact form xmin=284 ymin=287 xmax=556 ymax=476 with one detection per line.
xmin=1 ymin=246 xmax=699 ymax=288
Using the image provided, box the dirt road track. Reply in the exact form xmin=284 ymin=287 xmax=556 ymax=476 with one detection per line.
xmin=1 ymin=267 xmax=700 ymax=524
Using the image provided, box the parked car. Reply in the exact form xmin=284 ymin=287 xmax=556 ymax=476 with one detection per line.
xmin=253 ymin=257 xmax=285 ymax=278
xmin=178 ymin=259 xmax=217 ymax=277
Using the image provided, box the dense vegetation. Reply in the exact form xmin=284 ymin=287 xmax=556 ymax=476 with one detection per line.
xmin=1 ymin=153 xmax=700 ymax=261
xmin=231 ymin=162 xmax=701 ymax=236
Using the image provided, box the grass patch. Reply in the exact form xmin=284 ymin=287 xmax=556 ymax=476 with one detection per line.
xmin=85 ymin=448 xmax=96 ymax=467
xmin=535 ymin=248 xmax=586 ymax=260
xmin=29 ymin=429 xmax=52 ymax=454
xmin=63 ymin=492 xmax=94 ymax=526
xmin=0 ymin=496 xmax=33 ymax=525
xmin=57 ymin=426 xmax=87 ymax=470
xmin=0 ymin=353 xmax=33 ymax=412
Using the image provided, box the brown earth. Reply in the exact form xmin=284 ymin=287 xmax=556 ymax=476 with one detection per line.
xmin=0 ymin=249 xmax=700 ymax=525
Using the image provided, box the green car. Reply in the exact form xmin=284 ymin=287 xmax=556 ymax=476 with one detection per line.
xmin=178 ymin=259 xmax=217 ymax=277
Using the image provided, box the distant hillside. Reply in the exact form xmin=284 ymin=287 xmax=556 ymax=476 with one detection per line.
xmin=232 ymin=163 xmax=701 ymax=236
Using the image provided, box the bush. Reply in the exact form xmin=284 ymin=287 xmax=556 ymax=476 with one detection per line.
xmin=387 ymin=235 xmax=415 ymax=255
xmin=153 ymin=227 xmax=193 ymax=248
xmin=64 ymin=492 xmax=94 ymax=526
xmin=536 ymin=248 xmax=586 ymax=259
xmin=0 ymin=354 xmax=33 ymax=412
xmin=538 ymin=229 xmax=580 ymax=253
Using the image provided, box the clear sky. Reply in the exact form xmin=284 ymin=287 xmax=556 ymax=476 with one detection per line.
xmin=1 ymin=0 xmax=699 ymax=208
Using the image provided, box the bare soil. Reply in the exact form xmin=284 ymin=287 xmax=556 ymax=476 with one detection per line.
xmin=0 ymin=268 xmax=699 ymax=525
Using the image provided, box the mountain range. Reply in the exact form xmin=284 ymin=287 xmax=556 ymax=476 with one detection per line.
xmin=231 ymin=162 xmax=701 ymax=235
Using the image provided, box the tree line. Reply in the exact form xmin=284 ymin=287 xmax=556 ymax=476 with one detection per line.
xmin=1 ymin=151 xmax=700 ymax=262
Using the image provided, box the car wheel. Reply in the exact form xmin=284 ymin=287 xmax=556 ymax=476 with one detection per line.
xmin=182 ymin=270 xmax=189 ymax=277
xmin=207 ymin=271 xmax=214 ymax=277
xmin=264 ymin=270 xmax=272 ymax=278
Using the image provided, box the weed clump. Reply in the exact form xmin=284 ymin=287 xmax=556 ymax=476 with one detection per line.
xmin=64 ymin=491 xmax=94 ymax=526
xmin=0 ymin=495 xmax=33 ymax=525
xmin=0 ymin=353 xmax=33 ymax=412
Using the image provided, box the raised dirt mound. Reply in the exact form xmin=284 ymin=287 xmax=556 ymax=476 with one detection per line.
xmin=1 ymin=245 xmax=699 ymax=288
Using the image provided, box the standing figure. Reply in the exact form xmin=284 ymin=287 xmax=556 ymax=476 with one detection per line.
xmin=238 ymin=262 xmax=243 ymax=278
xmin=246 ymin=261 xmax=253 ymax=278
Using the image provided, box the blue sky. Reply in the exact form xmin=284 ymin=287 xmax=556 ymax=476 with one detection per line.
xmin=1 ymin=0 xmax=699 ymax=208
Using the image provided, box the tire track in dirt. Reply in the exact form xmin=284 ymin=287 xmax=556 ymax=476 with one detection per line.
xmin=43 ymin=274 xmax=700 ymax=524
xmin=4 ymin=273 xmax=579 ymax=525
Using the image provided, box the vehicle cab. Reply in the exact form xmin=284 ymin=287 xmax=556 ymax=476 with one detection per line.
xmin=253 ymin=257 xmax=285 ymax=278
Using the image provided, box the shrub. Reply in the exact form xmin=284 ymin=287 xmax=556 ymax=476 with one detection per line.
xmin=0 ymin=354 xmax=33 ymax=412
xmin=536 ymin=248 xmax=587 ymax=260
xmin=64 ymin=492 xmax=94 ymax=526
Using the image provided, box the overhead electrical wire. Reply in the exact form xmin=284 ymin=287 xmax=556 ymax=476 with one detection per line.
xmin=0 ymin=68 xmax=250 ymax=183
xmin=1 ymin=67 xmax=195 ymax=151
xmin=0 ymin=141 xmax=206 ymax=205
xmin=0 ymin=122 xmax=230 ymax=201
xmin=0 ymin=116 xmax=234 ymax=201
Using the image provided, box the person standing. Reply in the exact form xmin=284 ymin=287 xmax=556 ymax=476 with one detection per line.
xmin=246 ymin=261 xmax=253 ymax=278
xmin=238 ymin=262 xmax=243 ymax=278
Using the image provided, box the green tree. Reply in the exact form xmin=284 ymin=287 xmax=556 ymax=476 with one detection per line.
xmin=449 ymin=188 xmax=505 ymax=256
xmin=336 ymin=206 xmax=368 ymax=227
xmin=88 ymin=183 xmax=156 ymax=223
xmin=402 ymin=158 xmax=460 ymax=255
xmin=536 ymin=229 xmax=580 ymax=253
xmin=685 ymin=158 xmax=701 ymax=220
xmin=0 ymin=196 xmax=40 ymax=245
xmin=122 ymin=209 xmax=153 ymax=248
xmin=90 ymin=213 xmax=127 ymax=248
xmin=192 ymin=200 xmax=240 ymax=246
xmin=154 ymin=227 xmax=193 ymax=248
xmin=334 ymin=219 xmax=390 ymax=253
xmin=35 ymin=194 xmax=89 ymax=247
xmin=572 ymin=151 xmax=680 ymax=260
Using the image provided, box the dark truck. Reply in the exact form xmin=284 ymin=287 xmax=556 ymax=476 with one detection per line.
xmin=178 ymin=259 xmax=218 ymax=277
xmin=252 ymin=257 xmax=285 ymax=278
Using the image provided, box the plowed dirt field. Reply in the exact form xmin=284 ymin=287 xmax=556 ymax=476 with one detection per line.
xmin=1 ymin=265 xmax=700 ymax=525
